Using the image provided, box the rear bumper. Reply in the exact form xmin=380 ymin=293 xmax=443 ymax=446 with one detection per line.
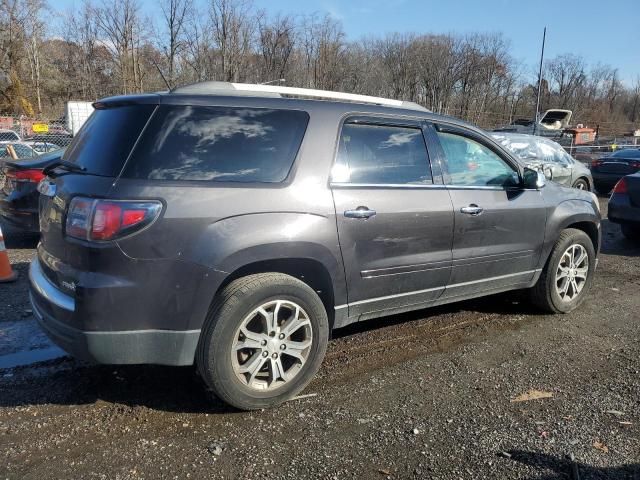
xmin=29 ymin=257 xmax=200 ymax=366
xmin=0 ymin=189 xmax=40 ymax=233
xmin=0 ymin=206 xmax=39 ymax=233
xmin=608 ymin=194 xmax=640 ymax=226
xmin=591 ymin=172 xmax=626 ymax=192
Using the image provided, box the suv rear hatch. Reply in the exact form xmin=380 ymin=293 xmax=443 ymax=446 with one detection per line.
xmin=37 ymin=99 xmax=158 ymax=292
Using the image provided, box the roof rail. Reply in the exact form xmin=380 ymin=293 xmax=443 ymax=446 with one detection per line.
xmin=170 ymin=81 xmax=430 ymax=112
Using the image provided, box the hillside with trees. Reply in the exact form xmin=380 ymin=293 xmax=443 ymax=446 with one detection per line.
xmin=1 ymin=0 xmax=638 ymax=134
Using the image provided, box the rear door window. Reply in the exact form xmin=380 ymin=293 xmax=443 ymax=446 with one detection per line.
xmin=332 ymin=123 xmax=432 ymax=185
xmin=63 ymin=105 xmax=155 ymax=177
xmin=123 ymin=105 xmax=309 ymax=183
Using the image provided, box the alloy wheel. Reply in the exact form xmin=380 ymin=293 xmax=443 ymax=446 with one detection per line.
xmin=555 ymin=244 xmax=589 ymax=302
xmin=231 ymin=300 xmax=313 ymax=391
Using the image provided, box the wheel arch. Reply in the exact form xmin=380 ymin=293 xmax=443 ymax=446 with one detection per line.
xmin=539 ymin=199 xmax=601 ymax=271
xmin=217 ymin=256 xmax=338 ymax=329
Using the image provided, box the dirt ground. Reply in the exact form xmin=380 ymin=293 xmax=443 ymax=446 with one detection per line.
xmin=1 ymin=198 xmax=639 ymax=480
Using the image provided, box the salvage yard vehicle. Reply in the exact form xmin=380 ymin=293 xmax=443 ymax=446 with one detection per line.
xmin=493 ymin=109 xmax=573 ymax=137
xmin=591 ymin=148 xmax=640 ymax=194
xmin=0 ymin=148 xmax=64 ymax=233
xmin=29 ymin=83 xmax=601 ymax=410
xmin=608 ymin=173 xmax=640 ymax=240
xmin=491 ymin=132 xmax=593 ymax=190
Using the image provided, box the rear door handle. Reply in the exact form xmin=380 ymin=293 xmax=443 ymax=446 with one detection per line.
xmin=344 ymin=207 xmax=376 ymax=219
xmin=460 ymin=204 xmax=483 ymax=216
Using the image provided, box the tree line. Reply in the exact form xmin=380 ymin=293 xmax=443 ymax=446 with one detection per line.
xmin=1 ymin=0 xmax=639 ymax=134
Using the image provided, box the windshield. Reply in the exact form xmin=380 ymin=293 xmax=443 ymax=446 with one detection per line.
xmin=63 ymin=105 xmax=155 ymax=176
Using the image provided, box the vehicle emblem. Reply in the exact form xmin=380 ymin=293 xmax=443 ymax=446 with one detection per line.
xmin=37 ymin=180 xmax=57 ymax=197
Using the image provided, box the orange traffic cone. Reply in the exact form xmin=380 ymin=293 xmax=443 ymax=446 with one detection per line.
xmin=0 ymin=225 xmax=17 ymax=283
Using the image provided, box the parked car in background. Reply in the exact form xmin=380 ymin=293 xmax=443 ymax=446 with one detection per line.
xmin=24 ymin=134 xmax=73 ymax=149
xmin=23 ymin=140 xmax=60 ymax=154
xmin=608 ymin=173 xmax=640 ymax=240
xmin=591 ymin=149 xmax=640 ymax=194
xmin=30 ymin=83 xmax=600 ymax=410
xmin=0 ymin=129 xmax=21 ymax=142
xmin=0 ymin=148 xmax=64 ymax=233
xmin=491 ymin=132 xmax=592 ymax=190
xmin=493 ymin=109 xmax=573 ymax=138
xmin=0 ymin=142 xmax=37 ymax=160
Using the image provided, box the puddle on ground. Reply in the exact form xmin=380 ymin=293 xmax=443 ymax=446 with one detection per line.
xmin=0 ymin=318 xmax=67 ymax=369
xmin=0 ymin=346 xmax=67 ymax=369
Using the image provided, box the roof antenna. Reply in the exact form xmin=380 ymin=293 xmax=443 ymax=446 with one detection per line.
xmin=151 ymin=58 xmax=172 ymax=90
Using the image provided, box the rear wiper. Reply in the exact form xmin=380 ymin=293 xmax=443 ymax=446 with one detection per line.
xmin=43 ymin=160 xmax=87 ymax=177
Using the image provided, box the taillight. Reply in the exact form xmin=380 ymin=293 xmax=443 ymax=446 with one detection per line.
xmin=612 ymin=178 xmax=628 ymax=194
xmin=66 ymin=197 xmax=162 ymax=241
xmin=629 ymin=160 xmax=640 ymax=169
xmin=5 ymin=168 xmax=45 ymax=183
xmin=591 ymin=159 xmax=603 ymax=168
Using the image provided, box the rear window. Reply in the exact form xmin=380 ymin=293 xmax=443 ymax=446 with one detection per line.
xmin=63 ymin=105 xmax=155 ymax=176
xmin=0 ymin=131 xmax=19 ymax=141
xmin=123 ymin=105 xmax=309 ymax=183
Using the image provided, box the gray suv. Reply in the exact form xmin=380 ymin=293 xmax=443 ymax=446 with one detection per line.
xmin=30 ymin=82 xmax=601 ymax=410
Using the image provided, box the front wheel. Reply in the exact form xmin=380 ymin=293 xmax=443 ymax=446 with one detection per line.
xmin=197 ymin=273 xmax=329 ymax=410
xmin=572 ymin=178 xmax=590 ymax=191
xmin=530 ymin=228 xmax=596 ymax=313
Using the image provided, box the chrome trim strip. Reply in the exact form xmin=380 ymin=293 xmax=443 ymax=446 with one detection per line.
xmin=333 ymin=269 xmax=540 ymax=311
xmin=29 ymin=258 xmax=75 ymax=312
xmin=330 ymin=182 xmax=445 ymax=189
xmin=444 ymin=270 xmax=538 ymax=288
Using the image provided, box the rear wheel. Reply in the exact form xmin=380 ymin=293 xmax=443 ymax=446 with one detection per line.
xmin=530 ymin=228 xmax=595 ymax=313
xmin=197 ymin=273 xmax=329 ymax=410
xmin=621 ymin=223 xmax=640 ymax=241
xmin=572 ymin=178 xmax=590 ymax=191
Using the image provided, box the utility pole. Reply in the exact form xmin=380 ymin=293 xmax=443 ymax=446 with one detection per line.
xmin=533 ymin=27 xmax=546 ymax=136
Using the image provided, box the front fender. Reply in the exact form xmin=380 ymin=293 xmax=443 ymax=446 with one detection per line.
xmin=539 ymin=198 xmax=601 ymax=270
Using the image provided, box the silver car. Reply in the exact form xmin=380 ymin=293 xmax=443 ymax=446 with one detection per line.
xmin=491 ymin=132 xmax=592 ymax=190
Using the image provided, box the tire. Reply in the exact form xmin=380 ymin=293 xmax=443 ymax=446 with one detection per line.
xmin=196 ymin=273 xmax=329 ymax=410
xmin=572 ymin=178 xmax=590 ymax=191
xmin=621 ymin=223 xmax=640 ymax=241
xmin=530 ymin=228 xmax=596 ymax=314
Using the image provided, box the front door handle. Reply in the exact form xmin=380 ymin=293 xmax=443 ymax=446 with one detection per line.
xmin=460 ymin=204 xmax=483 ymax=216
xmin=344 ymin=206 xmax=377 ymax=219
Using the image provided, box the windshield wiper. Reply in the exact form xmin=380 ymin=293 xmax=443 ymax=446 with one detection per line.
xmin=43 ymin=160 xmax=87 ymax=177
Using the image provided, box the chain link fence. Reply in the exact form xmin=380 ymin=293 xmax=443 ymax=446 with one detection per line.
xmin=0 ymin=104 xmax=637 ymax=164
xmin=0 ymin=114 xmax=74 ymax=161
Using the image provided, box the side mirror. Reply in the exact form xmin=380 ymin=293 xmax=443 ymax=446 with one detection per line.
xmin=523 ymin=167 xmax=546 ymax=189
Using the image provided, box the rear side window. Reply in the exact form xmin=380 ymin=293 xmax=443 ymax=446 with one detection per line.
xmin=63 ymin=105 xmax=155 ymax=176
xmin=0 ymin=131 xmax=19 ymax=141
xmin=332 ymin=123 xmax=432 ymax=185
xmin=123 ymin=106 xmax=309 ymax=183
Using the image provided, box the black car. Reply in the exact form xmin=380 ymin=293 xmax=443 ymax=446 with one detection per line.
xmin=591 ymin=149 xmax=640 ymax=194
xmin=608 ymin=173 xmax=640 ymax=240
xmin=0 ymin=148 xmax=64 ymax=233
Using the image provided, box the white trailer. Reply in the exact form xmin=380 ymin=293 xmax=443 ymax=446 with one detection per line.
xmin=66 ymin=101 xmax=95 ymax=136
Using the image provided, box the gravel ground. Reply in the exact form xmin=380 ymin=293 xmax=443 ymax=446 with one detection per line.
xmin=1 ymin=199 xmax=639 ymax=480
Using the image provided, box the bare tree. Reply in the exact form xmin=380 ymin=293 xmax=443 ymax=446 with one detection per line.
xmin=157 ymin=0 xmax=191 ymax=86
xmin=257 ymin=13 xmax=294 ymax=83
xmin=208 ymin=0 xmax=255 ymax=82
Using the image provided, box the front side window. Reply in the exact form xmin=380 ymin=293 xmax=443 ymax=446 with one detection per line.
xmin=436 ymin=131 xmax=518 ymax=187
xmin=124 ymin=105 xmax=309 ymax=183
xmin=332 ymin=123 xmax=432 ymax=185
